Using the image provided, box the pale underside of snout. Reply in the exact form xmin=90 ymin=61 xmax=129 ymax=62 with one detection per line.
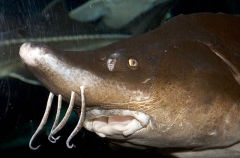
xmin=84 ymin=109 xmax=151 ymax=138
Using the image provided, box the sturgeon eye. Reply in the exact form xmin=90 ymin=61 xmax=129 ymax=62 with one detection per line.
xmin=128 ymin=58 xmax=139 ymax=70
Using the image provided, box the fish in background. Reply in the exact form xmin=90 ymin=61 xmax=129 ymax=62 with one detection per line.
xmin=67 ymin=0 xmax=175 ymax=31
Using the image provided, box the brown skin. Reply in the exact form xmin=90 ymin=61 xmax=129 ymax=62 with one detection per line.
xmin=20 ymin=13 xmax=240 ymax=152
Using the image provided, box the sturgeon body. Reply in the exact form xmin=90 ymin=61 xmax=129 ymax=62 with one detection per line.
xmin=19 ymin=13 xmax=240 ymax=157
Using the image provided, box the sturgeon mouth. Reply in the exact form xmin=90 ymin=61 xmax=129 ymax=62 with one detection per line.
xmin=84 ymin=109 xmax=151 ymax=138
xmin=28 ymin=86 xmax=150 ymax=150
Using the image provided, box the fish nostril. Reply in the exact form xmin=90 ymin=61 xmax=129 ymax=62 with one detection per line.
xmin=107 ymin=58 xmax=116 ymax=71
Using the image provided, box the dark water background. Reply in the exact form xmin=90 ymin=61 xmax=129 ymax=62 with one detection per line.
xmin=0 ymin=0 xmax=240 ymax=157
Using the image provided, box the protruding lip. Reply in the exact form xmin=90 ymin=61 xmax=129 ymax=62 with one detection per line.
xmin=83 ymin=109 xmax=150 ymax=138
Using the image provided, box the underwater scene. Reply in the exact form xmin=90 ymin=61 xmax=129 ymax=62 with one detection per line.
xmin=1 ymin=0 xmax=240 ymax=157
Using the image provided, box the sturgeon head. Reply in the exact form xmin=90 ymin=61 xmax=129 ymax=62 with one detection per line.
xmin=19 ymin=32 xmax=158 ymax=149
xmin=20 ymin=13 xmax=240 ymax=156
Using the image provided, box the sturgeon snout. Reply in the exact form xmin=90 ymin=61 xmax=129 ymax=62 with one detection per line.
xmin=19 ymin=42 xmax=151 ymax=150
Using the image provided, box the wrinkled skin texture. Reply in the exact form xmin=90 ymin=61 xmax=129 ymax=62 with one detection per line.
xmin=20 ymin=13 xmax=240 ymax=157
